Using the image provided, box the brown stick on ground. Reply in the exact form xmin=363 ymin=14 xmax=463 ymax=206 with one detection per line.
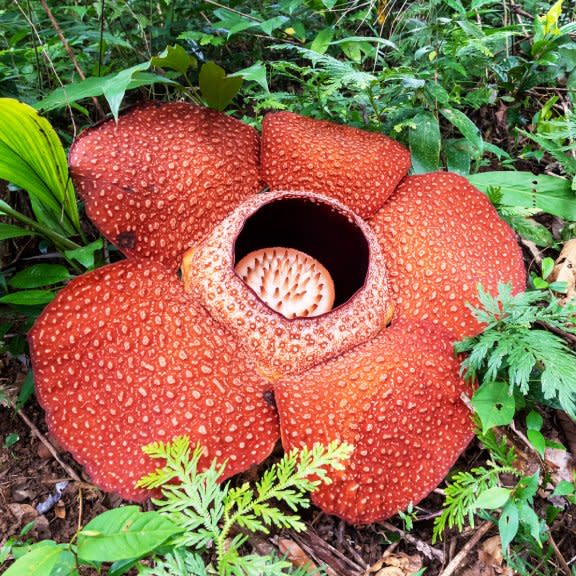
xmin=38 ymin=0 xmax=106 ymax=119
xmin=16 ymin=406 xmax=82 ymax=483
xmin=438 ymin=520 xmax=493 ymax=576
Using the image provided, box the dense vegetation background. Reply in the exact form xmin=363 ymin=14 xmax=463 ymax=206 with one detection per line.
xmin=1 ymin=1 xmax=576 ymax=575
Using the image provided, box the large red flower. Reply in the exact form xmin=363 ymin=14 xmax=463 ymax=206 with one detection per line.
xmin=29 ymin=103 xmax=526 ymax=524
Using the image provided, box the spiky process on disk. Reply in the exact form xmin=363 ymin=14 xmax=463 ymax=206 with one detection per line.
xmin=261 ymin=112 xmax=411 ymax=219
xmin=69 ymin=102 xmax=261 ymax=270
xmin=29 ymin=259 xmax=279 ymax=500
xmin=235 ymin=247 xmax=336 ymax=319
xmin=275 ymin=319 xmax=474 ymax=525
xmin=371 ymin=172 xmax=526 ymax=339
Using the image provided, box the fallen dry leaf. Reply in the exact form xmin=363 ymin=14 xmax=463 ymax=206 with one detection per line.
xmin=549 ymin=239 xmax=576 ymax=304
xmin=366 ymin=551 xmax=423 ymax=576
xmin=278 ymin=537 xmax=319 ymax=574
xmin=461 ymin=535 xmax=515 ymax=576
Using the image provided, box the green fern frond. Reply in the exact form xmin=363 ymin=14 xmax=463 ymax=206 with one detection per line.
xmin=456 ymin=283 xmax=576 ymax=417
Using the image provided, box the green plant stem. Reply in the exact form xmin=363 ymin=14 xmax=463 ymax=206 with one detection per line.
xmin=0 ymin=199 xmax=82 ymax=252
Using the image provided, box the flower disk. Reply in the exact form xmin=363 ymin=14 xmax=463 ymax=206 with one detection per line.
xmin=235 ymin=247 xmax=335 ymax=319
xmin=70 ymin=103 xmax=262 ymax=270
xmin=29 ymin=259 xmax=279 ymax=500
xmin=262 ymin=112 xmax=411 ymax=219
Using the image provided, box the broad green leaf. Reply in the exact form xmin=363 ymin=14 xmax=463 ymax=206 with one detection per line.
xmin=310 ymin=28 xmax=334 ymax=55
xmin=77 ymin=506 xmax=182 ymax=562
xmin=259 ymin=16 xmax=289 ymax=36
xmin=444 ymin=138 xmax=472 ymax=175
xmin=0 ymin=223 xmax=36 ymax=241
xmin=199 ymin=61 xmax=243 ymax=111
xmin=4 ymin=541 xmax=74 ymax=576
xmin=473 ymin=486 xmax=512 ymax=509
xmin=518 ymin=501 xmax=543 ymax=546
xmin=408 ymin=111 xmax=441 ymax=173
xmin=0 ymin=290 xmax=55 ymax=305
xmin=527 ymin=429 xmax=546 ymax=456
xmin=552 ymin=480 xmax=575 ymax=497
xmin=443 ymin=0 xmax=466 ymax=13
xmin=468 ymin=172 xmax=576 ymax=220
xmin=526 ymin=410 xmax=543 ymax=431
xmin=541 ymin=257 xmax=555 ymax=280
xmin=503 ymin=213 xmax=553 ymax=247
xmin=102 ymin=62 xmax=152 ymax=121
xmin=9 ymin=264 xmax=71 ymax=289
xmin=16 ymin=371 xmax=34 ymax=410
xmin=516 ymin=471 xmax=540 ymax=501
xmin=0 ymin=99 xmax=80 ymax=237
xmin=230 ymin=62 xmax=268 ymax=92
xmin=331 ymin=36 xmax=397 ymax=50
xmin=440 ymin=108 xmax=483 ymax=155
xmin=35 ymin=70 xmax=177 ymax=115
xmin=151 ymin=44 xmax=197 ymax=76
xmin=472 ymin=380 xmax=515 ymax=432
xmin=499 ymin=501 xmax=519 ymax=551
xmin=65 ymin=238 xmax=104 ymax=270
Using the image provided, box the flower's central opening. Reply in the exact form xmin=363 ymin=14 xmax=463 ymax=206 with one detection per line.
xmin=234 ymin=197 xmax=370 ymax=317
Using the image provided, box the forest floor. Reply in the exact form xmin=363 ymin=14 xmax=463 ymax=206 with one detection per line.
xmin=1 ymin=341 xmax=575 ymax=576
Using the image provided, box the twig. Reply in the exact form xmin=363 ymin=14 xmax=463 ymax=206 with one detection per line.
xmin=438 ymin=520 xmax=493 ymax=576
xmin=16 ymin=406 xmax=82 ymax=483
xmin=378 ymin=522 xmax=445 ymax=563
xmin=549 ymin=532 xmax=572 ymax=576
xmin=535 ymin=321 xmax=576 ymax=346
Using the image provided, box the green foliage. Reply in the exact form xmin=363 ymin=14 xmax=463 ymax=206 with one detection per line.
xmin=0 ymin=98 xmax=83 ymax=246
xmin=137 ymin=436 xmax=352 ymax=574
xmin=4 ymin=438 xmax=351 ymax=575
xmin=456 ymin=283 xmax=576 ymax=418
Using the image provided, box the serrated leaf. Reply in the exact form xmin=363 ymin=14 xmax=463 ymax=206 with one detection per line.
xmin=77 ymin=506 xmax=182 ymax=562
xmin=409 ymin=111 xmax=441 ymax=173
xmin=199 ymin=61 xmax=243 ymax=111
xmin=472 ymin=381 xmax=516 ymax=432
xmin=502 ymin=212 xmax=553 ymax=247
xmin=473 ymin=486 xmax=512 ymax=509
xmin=499 ymin=501 xmax=519 ymax=551
xmin=0 ymin=290 xmax=55 ymax=305
xmin=9 ymin=264 xmax=71 ymax=289
xmin=0 ymin=224 xmax=37 ymax=241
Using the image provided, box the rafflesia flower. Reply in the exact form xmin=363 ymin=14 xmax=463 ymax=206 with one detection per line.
xmin=29 ymin=103 xmax=526 ymax=524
